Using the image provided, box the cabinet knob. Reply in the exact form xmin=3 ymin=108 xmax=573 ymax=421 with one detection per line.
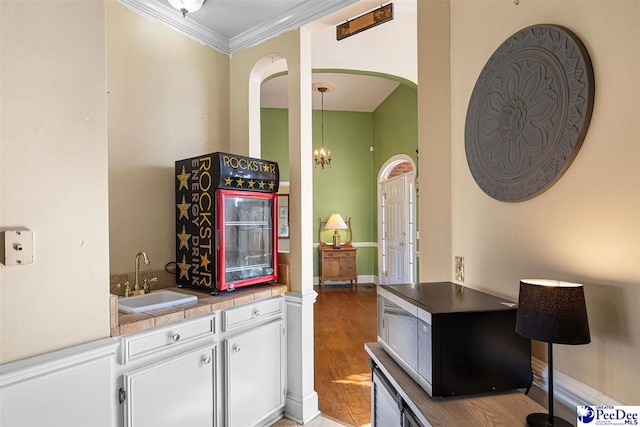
xmin=254 ymin=308 xmax=261 ymax=317
xmin=234 ymin=344 xmax=241 ymax=353
xmin=172 ymin=333 xmax=181 ymax=342
xmin=203 ymin=356 xmax=211 ymax=365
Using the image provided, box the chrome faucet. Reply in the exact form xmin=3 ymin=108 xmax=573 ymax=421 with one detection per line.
xmin=134 ymin=251 xmax=150 ymax=292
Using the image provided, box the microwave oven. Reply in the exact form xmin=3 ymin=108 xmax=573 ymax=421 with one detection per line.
xmin=377 ymin=282 xmax=532 ymax=397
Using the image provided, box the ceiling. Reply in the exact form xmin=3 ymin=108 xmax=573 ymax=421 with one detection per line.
xmin=120 ymin=0 xmax=415 ymax=111
xmin=261 ymin=73 xmax=401 ymax=112
xmin=120 ymin=0 xmax=358 ymax=54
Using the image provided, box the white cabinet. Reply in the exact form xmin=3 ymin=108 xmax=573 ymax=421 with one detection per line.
xmin=225 ymin=319 xmax=285 ymax=426
xmin=122 ymin=345 xmax=216 ymax=427
xmin=222 ymin=296 xmax=286 ymax=426
xmin=115 ymin=295 xmax=286 ymax=427
xmin=116 ymin=314 xmax=217 ymax=427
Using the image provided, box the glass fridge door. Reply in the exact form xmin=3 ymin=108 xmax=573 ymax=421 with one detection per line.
xmin=218 ymin=190 xmax=277 ymax=289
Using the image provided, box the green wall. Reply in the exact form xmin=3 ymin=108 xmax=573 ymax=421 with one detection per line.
xmin=260 ymin=82 xmax=417 ymax=281
xmin=261 ymin=108 xmax=289 ymax=181
xmin=313 ymin=109 xmax=375 ymax=277
xmin=372 ymin=84 xmax=419 ymax=176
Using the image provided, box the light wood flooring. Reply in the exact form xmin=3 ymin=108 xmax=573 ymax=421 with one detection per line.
xmin=314 ymin=284 xmax=378 ymax=427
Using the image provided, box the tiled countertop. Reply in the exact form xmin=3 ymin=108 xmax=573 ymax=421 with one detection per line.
xmin=111 ymin=283 xmax=288 ymax=336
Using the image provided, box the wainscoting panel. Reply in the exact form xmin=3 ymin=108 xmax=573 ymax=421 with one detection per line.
xmin=0 ymin=338 xmax=118 ymax=427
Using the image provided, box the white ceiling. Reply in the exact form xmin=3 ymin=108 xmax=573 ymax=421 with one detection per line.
xmin=120 ymin=0 xmax=358 ymax=54
xmin=261 ymin=73 xmax=401 ymax=112
xmin=120 ymin=0 xmax=415 ymax=111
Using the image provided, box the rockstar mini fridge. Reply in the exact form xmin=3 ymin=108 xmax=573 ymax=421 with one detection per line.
xmin=175 ymin=152 xmax=279 ymax=294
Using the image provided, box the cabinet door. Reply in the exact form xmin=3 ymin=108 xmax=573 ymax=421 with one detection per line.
xmin=123 ymin=345 xmax=215 ymax=427
xmin=225 ymin=319 xmax=285 ymax=426
xmin=324 ymin=255 xmax=340 ymax=277
xmin=339 ymin=254 xmax=355 ymax=276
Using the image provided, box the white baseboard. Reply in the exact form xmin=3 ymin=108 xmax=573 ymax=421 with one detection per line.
xmin=313 ymin=275 xmax=377 ymax=285
xmin=531 ymin=357 xmax=624 ymax=410
xmin=285 ymin=391 xmax=321 ymax=424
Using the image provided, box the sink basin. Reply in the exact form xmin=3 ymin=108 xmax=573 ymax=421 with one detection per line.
xmin=118 ymin=290 xmax=198 ymax=314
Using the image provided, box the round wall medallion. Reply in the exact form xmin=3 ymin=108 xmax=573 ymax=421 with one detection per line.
xmin=465 ymin=24 xmax=594 ymax=202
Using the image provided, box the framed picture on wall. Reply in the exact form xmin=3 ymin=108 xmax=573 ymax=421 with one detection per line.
xmin=278 ymin=195 xmax=289 ymax=238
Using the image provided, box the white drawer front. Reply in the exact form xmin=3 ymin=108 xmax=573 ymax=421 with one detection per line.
xmin=223 ymin=296 xmax=283 ymax=332
xmin=122 ymin=316 xmax=215 ymax=364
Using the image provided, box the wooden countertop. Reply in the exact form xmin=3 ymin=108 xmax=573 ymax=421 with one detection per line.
xmin=111 ymin=284 xmax=288 ymax=336
xmin=365 ymin=342 xmax=545 ymax=426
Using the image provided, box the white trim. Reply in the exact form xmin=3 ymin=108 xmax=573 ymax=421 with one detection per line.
xmin=119 ymin=0 xmax=357 ymax=54
xmin=229 ymin=0 xmax=358 ymax=53
xmin=312 ymin=274 xmax=376 ymax=285
xmin=312 ymin=241 xmax=377 ymax=248
xmin=284 ymin=291 xmax=320 ymax=423
xmin=119 ymin=0 xmax=229 ymax=52
xmin=0 ymin=338 xmax=119 ymax=388
xmin=531 ymin=357 xmax=624 ymax=409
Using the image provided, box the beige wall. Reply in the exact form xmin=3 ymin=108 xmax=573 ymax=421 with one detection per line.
xmin=0 ymin=0 xmax=110 ymax=363
xmin=419 ymin=0 xmax=639 ymax=404
xmin=107 ymin=2 xmax=230 ymax=274
xmin=417 ymin=0 xmax=452 ymax=283
xmin=310 ymin=10 xmax=417 ymax=84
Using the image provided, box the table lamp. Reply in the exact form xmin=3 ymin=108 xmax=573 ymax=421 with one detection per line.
xmin=516 ymin=279 xmax=591 ymax=427
xmin=325 ymin=214 xmax=348 ymax=249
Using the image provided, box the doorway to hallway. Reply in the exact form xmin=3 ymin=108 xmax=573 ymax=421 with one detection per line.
xmin=378 ymin=155 xmax=417 ymax=285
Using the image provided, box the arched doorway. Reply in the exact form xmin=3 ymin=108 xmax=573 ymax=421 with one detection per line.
xmin=377 ymin=154 xmax=417 ymax=285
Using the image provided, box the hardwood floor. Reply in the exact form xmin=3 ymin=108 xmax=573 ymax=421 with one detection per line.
xmin=314 ymin=284 xmax=378 ymax=427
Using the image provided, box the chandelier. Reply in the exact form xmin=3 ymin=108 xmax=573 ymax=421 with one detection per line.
xmin=313 ymin=83 xmax=334 ymax=169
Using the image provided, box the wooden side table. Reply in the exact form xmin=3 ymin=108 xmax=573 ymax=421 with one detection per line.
xmin=318 ymin=246 xmax=357 ymax=287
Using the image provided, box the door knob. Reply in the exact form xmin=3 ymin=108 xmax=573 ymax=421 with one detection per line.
xmin=203 ymin=356 xmax=211 ymax=365
xmin=233 ymin=344 xmax=241 ymax=353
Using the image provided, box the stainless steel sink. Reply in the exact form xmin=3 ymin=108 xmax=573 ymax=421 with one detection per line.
xmin=118 ymin=290 xmax=197 ymax=314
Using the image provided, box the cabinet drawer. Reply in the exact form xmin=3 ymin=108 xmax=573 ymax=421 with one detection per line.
xmin=223 ymin=296 xmax=284 ymax=332
xmin=121 ymin=315 xmax=215 ymax=364
xmin=325 ymin=251 xmax=353 ymax=258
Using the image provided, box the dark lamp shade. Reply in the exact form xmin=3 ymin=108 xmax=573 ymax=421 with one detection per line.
xmin=516 ymin=279 xmax=591 ymax=345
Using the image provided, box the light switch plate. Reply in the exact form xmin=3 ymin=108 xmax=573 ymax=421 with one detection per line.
xmin=2 ymin=228 xmax=34 ymax=266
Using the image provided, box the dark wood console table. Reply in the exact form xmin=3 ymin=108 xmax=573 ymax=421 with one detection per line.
xmin=365 ymin=342 xmax=545 ymax=426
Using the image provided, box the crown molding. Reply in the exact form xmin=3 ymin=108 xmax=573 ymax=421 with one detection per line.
xmin=120 ymin=0 xmax=357 ymax=55
xmin=119 ymin=0 xmax=230 ymax=53
xmin=229 ymin=0 xmax=357 ymax=53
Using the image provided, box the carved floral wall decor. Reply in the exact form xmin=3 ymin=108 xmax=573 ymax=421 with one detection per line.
xmin=465 ymin=24 xmax=594 ymax=202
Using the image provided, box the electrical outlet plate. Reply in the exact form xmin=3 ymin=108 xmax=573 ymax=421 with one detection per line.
xmin=2 ymin=227 xmax=34 ymax=266
xmin=454 ymin=256 xmax=464 ymax=282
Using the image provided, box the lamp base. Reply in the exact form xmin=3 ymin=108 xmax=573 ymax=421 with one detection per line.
xmin=526 ymin=413 xmax=574 ymax=427
xmin=332 ymin=233 xmax=340 ymax=249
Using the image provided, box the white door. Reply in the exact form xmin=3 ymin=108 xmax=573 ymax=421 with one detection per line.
xmin=123 ymin=345 xmax=215 ymax=427
xmin=383 ymin=175 xmax=409 ymax=284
